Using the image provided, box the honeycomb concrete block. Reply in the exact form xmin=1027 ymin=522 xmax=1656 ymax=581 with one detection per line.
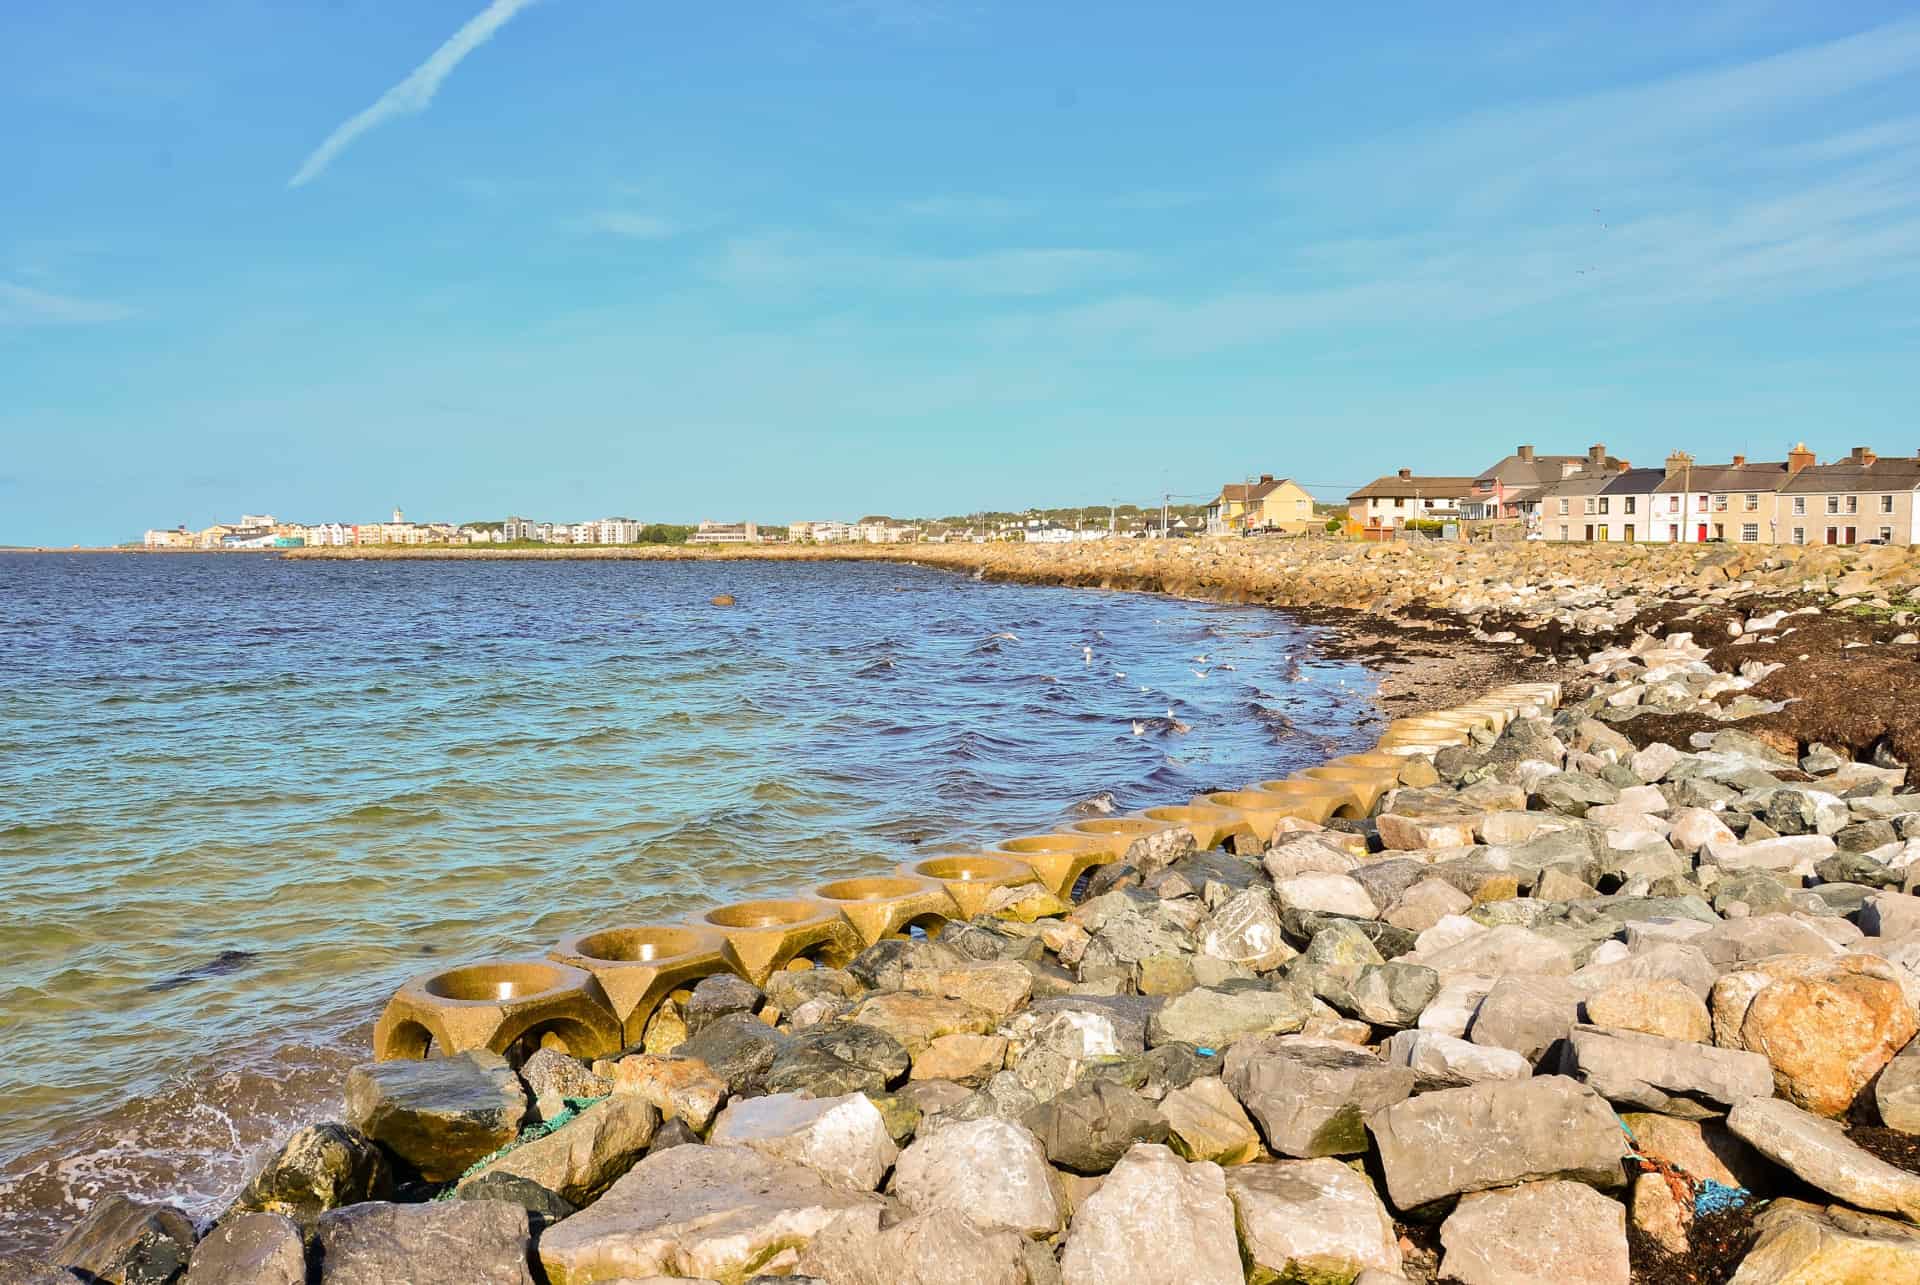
xmin=813 ymin=874 xmax=956 ymax=947
xmin=373 ymin=958 xmax=623 ymax=1063
xmin=900 ymin=854 xmax=1041 ymax=919
xmin=697 ymin=899 xmax=861 ymax=986
xmin=993 ymin=833 xmax=1111 ymax=898
xmin=1138 ymin=803 xmax=1256 ymax=852
xmin=550 ymin=923 xmax=731 ymax=1045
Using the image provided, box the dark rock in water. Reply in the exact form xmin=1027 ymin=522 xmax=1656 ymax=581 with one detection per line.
xmin=675 ymin=1011 xmax=790 ymax=1094
xmin=45 ymin=1192 xmax=196 ymax=1284
xmin=344 ymin=1050 xmax=528 ymax=1183
xmin=454 ymin=1172 xmax=577 ymax=1232
xmin=1021 ymin=1079 xmax=1169 ymax=1174
xmin=1070 ymin=791 xmax=1119 ymax=816
xmin=763 ymin=1021 xmax=910 ymax=1097
xmin=226 ymin=1121 xmax=389 ymax=1228
xmin=147 ymin=949 xmax=257 ymax=993
xmin=647 ymin=1117 xmax=701 ymax=1154
xmin=684 ymin=973 xmax=764 ymax=1037
xmin=315 ymin=1200 xmax=535 ymax=1284
xmin=183 ymin=1211 xmax=304 ymax=1285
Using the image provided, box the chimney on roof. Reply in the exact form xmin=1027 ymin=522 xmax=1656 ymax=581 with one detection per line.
xmin=1664 ymin=450 xmax=1693 ymax=479
xmin=1259 ymin=473 xmax=1273 ymax=483
xmin=1587 ymin=444 xmax=1605 ymax=465
xmin=1517 ymin=445 xmax=1535 ymax=462
xmin=1397 ymin=467 xmax=1412 ymax=480
xmin=1618 ymin=459 xmax=1631 ymax=470
xmin=1849 ymin=446 xmax=1877 ymax=465
xmin=1787 ymin=442 xmax=1815 ymax=474
xmin=1731 ymin=454 xmax=1746 ymax=467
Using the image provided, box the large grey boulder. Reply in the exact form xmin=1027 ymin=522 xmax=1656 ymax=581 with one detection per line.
xmin=518 ymin=1047 xmax=612 ymax=1122
xmin=1224 ymin=1036 xmax=1414 ymax=1158
xmin=1368 ymin=1075 xmax=1629 ymax=1211
xmin=1145 ymin=983 xmax=1310 ymax=1050
xmin=1468 ymin=976 xmax=1580 ymax=1065
xmin=184 ymin=1213 xmax=304 ymax=1285
xmin=763 ymin=1022 xmax=911 ymax=1097
xmin=1730 ymin=1199 xmax=1920 ymax=1282
xmin=1416 ymin=924 xmax=1575 ymax=976
xmin=1437 ymin=1180 xmax=1630 ymax=1285
xmin=1159 ymin=1076 xmax=1262 ymax=1165
xmin=454 ymin=1093 xmax=658 ymax=1205
xmin=1728 ymin=1096 xmax=1920 ymax=1220
xmin=708 ymin=1091 xmax=897 ymax=1192
xmin=1226 ymin=1158 xmax=1402 ymax=1281
xmin=1384 ymin=1029 xmax=1530 ymax=1090
xmin=1058 ymin=1144 xmax=1242 ymax=1285
xmin=1876 ymin=1035 xmax=1920 ymax=1134
xmin=314 ymin=1200 xmax=534 ymax=1285
xmin=226 ymin=1122 xmax=389 ymax=1228
xmin=538 ymin=1142 xmax=884 ymax=1282
xmin=796 ymin=1208 xmax=1061 ymax=1285
xmin=890 ymin=1117 xmax=1062 ymax=1237
xmin=344 ymin=1051 xmax=528 ymax=1182
xmin=1197 ymin=888 xmax=1295 ymax=972
xmin=46 ymin=1193 xmax=196 ymax=1285
xmin=676 ymin=1011 xmax=792 ymax=1093
xmin=1022 ymin=1079 xmax=1169 ymax=1174
xmin=1002 ymin=1008 xmax=1125 ymax=1100
xmin=1559 ymin=1024 xmax=1774 ymax=1118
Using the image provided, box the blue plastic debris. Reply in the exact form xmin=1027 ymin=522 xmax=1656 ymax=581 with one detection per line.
xmin=1694 ymin=1180 xmax=1750 ymax=1216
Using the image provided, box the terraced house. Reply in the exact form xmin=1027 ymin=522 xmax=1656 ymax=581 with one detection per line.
xmin=1775 ymin=447 xmax=1920 ymax=548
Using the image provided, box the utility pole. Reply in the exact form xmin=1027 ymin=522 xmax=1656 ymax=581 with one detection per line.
xmin=1161 ymin=490 xmax=1171 ymax=540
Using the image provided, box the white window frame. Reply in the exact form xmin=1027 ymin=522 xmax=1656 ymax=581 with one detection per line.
xmin=1740 ymin=523 xmax=1758 ymax=543
xmin=1792 ymin=527 xmax=1806 ymax=545
xmin=1793 ymin=497 xmax=1806 ymax=515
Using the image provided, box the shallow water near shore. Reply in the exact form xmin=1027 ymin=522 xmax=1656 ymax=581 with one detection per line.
xmin=0 ymin=552 xmax=1387 ymax=1261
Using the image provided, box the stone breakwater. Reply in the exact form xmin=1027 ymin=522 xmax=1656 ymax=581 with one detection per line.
xmin=36 ymin=610 xmax=1920 ymax=1284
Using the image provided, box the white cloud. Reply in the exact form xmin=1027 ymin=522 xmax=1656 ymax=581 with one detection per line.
xmin=288 ymin=0 xmax=542 ymax=189
xmin=0 ymin=281 xmax=133 ymax=326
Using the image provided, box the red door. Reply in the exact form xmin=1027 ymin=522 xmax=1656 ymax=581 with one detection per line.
xmin=1696 ymin=524 xmax=1708 ymax=542
xmin=1845 ymin=526 xmax=1857 ymax=544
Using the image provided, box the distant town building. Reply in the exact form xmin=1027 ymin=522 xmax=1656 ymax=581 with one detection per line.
xmin=689 ymin=520 xmax=760 ymax=545
xmin=1346 ymin=469 xmax=1476 ymax=533
xmin=790 ymin=521 xmax=855 ymax=543
xmin=1205 ymin=475 xmax=1317 ymax=535
xmin=143 ymin=527 xmax=192 ymax=548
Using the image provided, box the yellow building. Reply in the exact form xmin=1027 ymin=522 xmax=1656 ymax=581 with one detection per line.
xmin=1206 ymin=475 xmax=1318 ymax=534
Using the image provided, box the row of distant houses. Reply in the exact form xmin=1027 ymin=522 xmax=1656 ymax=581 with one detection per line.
xmin=1343 ymin=443 xmax=1920 ymax=547
xmin=143 ymin=510 xmax=482 ymax=550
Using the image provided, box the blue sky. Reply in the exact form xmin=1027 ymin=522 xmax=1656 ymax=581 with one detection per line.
xmin=4 ymin=1 xmax=1919 ymax=543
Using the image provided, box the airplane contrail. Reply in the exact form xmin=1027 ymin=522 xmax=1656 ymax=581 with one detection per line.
xmin=288 ymin=0 xmax=541 ymax=188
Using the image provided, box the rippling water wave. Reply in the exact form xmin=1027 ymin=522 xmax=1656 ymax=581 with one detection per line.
xmin=0 ymin=552 xmax=1386 ymax=1262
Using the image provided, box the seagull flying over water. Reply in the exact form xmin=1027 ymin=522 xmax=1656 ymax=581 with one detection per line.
xmin=1192 ymin=668 xmax=1210 ymax=680
xmin=1082 ymin=645 xmax=1093 ymax=666
xmin=1132 ymin=720 xmax=1146 ymax=736
xmin=1193 ymin=654 xmax=1210 ymax=663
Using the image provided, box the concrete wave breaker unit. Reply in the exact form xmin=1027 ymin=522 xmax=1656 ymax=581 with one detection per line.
xmin=696 ymin=899 xmax=862 ymax=986
xmin=372 ymin=958 xmax=624 ymax=1062
xmin=370 ymin=680 xmax=1562 ymax=1061
xmin=548 ymin=924 xmax=732 ymax=1045
xmin=900 ymin=853 xmax=1041 ymax=919
xmin=811 ymin=874 xmax=956 ymax=946
xmin=993 ymin=833 xmax=1111 ymax=898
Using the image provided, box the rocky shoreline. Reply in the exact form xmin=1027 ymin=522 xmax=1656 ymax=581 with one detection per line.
xmin=35 ymin=541 xmax=1920 ymax=1284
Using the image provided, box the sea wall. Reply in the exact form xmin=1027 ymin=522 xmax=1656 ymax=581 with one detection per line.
xmin=36 ymin=539 xmax=1920 ymax=1281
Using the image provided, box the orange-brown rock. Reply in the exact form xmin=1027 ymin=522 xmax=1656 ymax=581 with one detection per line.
xmin=1739 ymin=965 xmax=1918 ymax=1117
